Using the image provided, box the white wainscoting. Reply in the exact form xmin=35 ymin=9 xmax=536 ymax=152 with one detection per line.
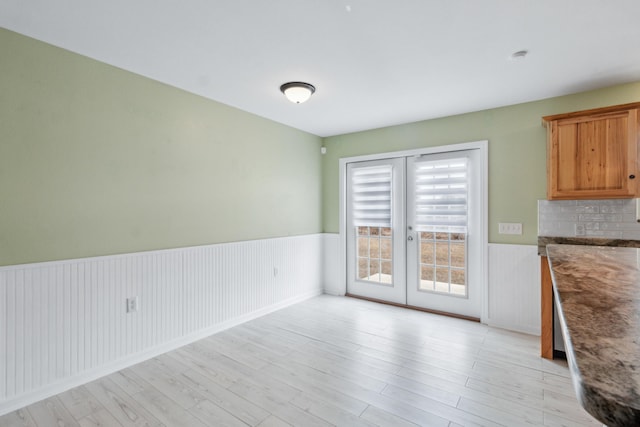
xmin=487 ymin=244 xmax=540 ymax=335
xmin=321 ymin=237 xmax=540 ymax=335
xmin=0 ymin=234 xmax=324 ymax=416
xmin=324 ymin=234 xmax=540 ymax=335
xmin=322 ymin=233 xmax=342 ymax=296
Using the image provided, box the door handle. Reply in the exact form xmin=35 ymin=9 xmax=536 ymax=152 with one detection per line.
xmin=407 ymin=236 xmax=414 ymax=241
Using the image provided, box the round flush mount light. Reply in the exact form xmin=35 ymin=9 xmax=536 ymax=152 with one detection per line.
xmin=280 ymin=82 xmax=316 ymax=104
xmin=509 ymin=50 xmax=529 ymax=61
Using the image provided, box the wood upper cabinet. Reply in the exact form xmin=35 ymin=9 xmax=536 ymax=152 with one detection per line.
xmin=543 ymin=102 xmax=640 ymax=200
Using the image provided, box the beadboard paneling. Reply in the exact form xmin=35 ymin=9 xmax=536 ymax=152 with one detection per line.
xmin=487 ymin=243 xmax=540 ymax=335
xmin=321 ymin=238 xmax=539 ymax=335
xmin=322 ymin=233 xmax=342 ymax=295
xmin=0 ymin=234 xmax=324 ymax=415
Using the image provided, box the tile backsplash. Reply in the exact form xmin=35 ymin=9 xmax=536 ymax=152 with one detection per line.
xmin=538 ymin=199 xmax=640 ymax=239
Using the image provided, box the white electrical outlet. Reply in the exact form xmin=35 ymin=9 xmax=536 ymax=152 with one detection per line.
xmin=498 ymin=222 xmax=523 ymax=235
xmin=126 ymin=296 xmax=139 ymax=313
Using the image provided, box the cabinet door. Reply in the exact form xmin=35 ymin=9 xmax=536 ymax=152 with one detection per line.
xmin=547 ymin=109 xmax=638 ymax=200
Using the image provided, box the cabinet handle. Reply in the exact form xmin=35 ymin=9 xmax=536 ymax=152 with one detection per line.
xmin=630 ymin=175 xmax=636 ymax=179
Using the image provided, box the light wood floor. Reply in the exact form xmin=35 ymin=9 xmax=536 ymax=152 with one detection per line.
xmin=0 ymin=295 xmax=601 ymax=427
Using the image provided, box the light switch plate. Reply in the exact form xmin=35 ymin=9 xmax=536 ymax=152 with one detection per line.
xmin=499 ymin=222 xmax=523 ymax=235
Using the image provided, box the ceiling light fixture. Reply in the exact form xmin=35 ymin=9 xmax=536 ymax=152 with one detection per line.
xmin=280 ymin=82 xmax=316 ymax=104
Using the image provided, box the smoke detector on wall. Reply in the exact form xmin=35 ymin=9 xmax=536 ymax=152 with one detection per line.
xmin=509 ymin=50 xmax=529 ymax=61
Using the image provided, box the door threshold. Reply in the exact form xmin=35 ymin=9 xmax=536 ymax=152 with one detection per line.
xmin=345 ymin=293 xmax=480 ymax=323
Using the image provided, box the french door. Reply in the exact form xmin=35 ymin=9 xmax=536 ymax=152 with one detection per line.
xmin=346 ymin=158 xmax=406 ymax=304
xmin=346 ymin=149 xmax=483 ymax=319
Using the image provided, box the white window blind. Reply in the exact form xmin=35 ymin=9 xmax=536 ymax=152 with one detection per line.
xmin=351 ymin=165 xmax=392 ymax=227
xmin=414 ymin=157 xmax=468 ymax=233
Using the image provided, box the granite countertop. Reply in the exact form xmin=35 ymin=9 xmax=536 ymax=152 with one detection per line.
xmin=538 ymin=236 xmax=640 ymax=256
xmin=546 ymin=244 xmax=640 ymax=427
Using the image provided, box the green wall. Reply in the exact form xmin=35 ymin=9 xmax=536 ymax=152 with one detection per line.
xmin=0 ymin=29 xmax=323 ymax=266
xmin=3 ymin=28 xmax=640 ymax=266
xmin=322 ymin=82 xmax=640 ymax=244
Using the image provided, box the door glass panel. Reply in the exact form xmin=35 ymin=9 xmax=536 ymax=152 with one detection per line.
xmin=418 ymin=230 xmax=467 ymax=297
xmin=356 ymin=226 xmax=393 ymax=284
xmin=370 ymin=259 xmax=380 ymax=278
xmin=358 ymin=258 xmax=368 ymax=279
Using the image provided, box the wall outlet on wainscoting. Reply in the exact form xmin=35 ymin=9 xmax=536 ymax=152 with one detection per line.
xmin=126 ymin=296 xmax=139 ymax=313
xmin=499 ymin=222 xmax=523 ymax=235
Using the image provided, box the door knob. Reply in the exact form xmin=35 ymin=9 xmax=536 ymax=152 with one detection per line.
xmin=408 ymin=236 xmax=414 ymax=241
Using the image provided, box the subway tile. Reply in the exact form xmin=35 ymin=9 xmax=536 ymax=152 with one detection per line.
xmin=539 ymin=213 xmax=578 ymax=222
xmin=538 ymin=198 xmax=640 ymax=238
xmin=560 ymin=206 xmax=579 ymax=213
xmin=576 ymin=213 xmax=622 ymax=222
xmin=595 ymin=199 xmax=625 ymax=205
xmin=578 ymin=214 xmax=605 ymax=221
xmin=600 ymin=205 xmax=623 ymax=214
xmin=576 ymin=206 xmax=599 ymax=214
xmin=602 ymin=231 xmax=624 ymax=237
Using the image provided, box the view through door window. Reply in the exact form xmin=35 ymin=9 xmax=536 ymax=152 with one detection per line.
xmin=357 ymin=226 xmax=393 ymax=284
xmin=418 ymin=231 xmax=466 ymax=296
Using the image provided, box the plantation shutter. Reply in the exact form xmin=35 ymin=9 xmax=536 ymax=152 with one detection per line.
xmin=351 ymin=165 xmax=392 ymax=227
xmin=414 ymin=157 xmax=468 ymax=233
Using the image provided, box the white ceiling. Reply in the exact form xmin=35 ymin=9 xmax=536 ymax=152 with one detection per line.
xmin=2 ymin=0 xmax=640 ymax=137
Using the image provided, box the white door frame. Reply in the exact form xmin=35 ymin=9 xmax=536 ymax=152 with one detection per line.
xmin=338 ymin=140 xmax=489 ymax=323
